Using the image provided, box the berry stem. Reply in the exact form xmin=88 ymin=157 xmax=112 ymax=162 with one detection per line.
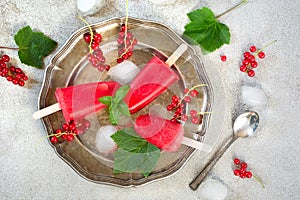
xmin=123 ymin=0 xmax=129 ymax=47
xmin=216 ymin=0 xmax=248 ymax=19
xmin=180 ymin=84 xmax=208 ymax=103
xmin=0 ymin=46 xmax=19 ymax=50
xmin=253 ymin=173 xmax=265 ymax=188
xmin=78 ymin=17 xmax=94 ymax=53
xmin=255 ymin=40 xmax=277 ymax=55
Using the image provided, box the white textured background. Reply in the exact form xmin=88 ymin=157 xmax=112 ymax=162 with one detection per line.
xmin=0 ymin=0 xmax=299 ymax=199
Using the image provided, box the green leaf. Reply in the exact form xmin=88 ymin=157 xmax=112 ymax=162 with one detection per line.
xmin=98 ymin=96 xmax=112 ymax=106
xmin=117 ymin=102 xmax=130 ymax=117
xmin=111 ymin=129 xmax=161 ymax=177
xmin=183 ymin=7 xmax=230 ymax=54
xmin=14 ymin=25 xmax=57 ymax=68
xmin=113 ymin=85 xmax=130 ymax=103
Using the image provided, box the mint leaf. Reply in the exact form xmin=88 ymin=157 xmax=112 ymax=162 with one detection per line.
xmin=117 ymin=102 xmax=130 ymax=117
xmin=183 ymin=7 xmax=230 ymax=54
xmin=99 ymin=96 xmax=112 ymax=106
xmin=112 ymin=129 xmax=161 ymax=177
xmin=113 ymin=85 xmax=130 ymax=103
xmin=14 ymin=25 xmax=57 ymax=68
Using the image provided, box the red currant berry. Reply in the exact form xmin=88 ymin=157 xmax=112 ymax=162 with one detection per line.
xmin=97 ymin=64 xmax=106 ymax=71
xmin=93 ymin=33 xmax=102 ymax=43
xmin=69 ymin=123 xmax=76 ymax=131
xmin=12 ymin=78 xmax=19 ymax=85
xmin=122 ymin=53 xmax=129 ymax=60
xmin=62 ymin=123 xmax=70 ymax=131
xmin=247 ymin=69 xmax=255 ymax=77
xmin=55 ymin=129 xmax=63 ymax=135
xmin=181 ymin=114 xmax=188 ymax=121
xmin=220 ymin=55 xmax=227 ymax=62
xmin=6 ymin=76 xmax=13 ymax=82
xmin=167 ymin=105 xmax=173 ymax=111
xmin=245 ymin=171 xmax=252 ymax=178
xmin=242 ymin=59 xmax=250 ymax=65
xmin=2 ymin=55 xmax=10 ymax=62
xmin=241 ymin=162 xmax=248 ymax=169
xmin=9 ymin=66 xmax=16 ymax=72
xmin=258 ymin=51 xmax=265 ymax=59
xmin=66 ymin=134 xmax=74 ymax=141
xmin=120 ymin=24 xmax=126 ymax=32
xmin=191 ymin=117 xmax=199 ymax=124
xmin=239 ymin=172 xmax=246 ymax=178
xmin=234 ymin=158 xmax=240 ymax=165
xmin=249 ymin=55 xmax=256 ymax=62
xmin=250 ymin=61 xmax=258 ymax=68
xmin=83 ymin=32 xmax=91 ymax=43
xmin=105 ymin=65 xmax=110 ymax=71
xmin=244 ymin=51 xmax=251 ymax=59
xmin=23 ymin=75 xmax=28 ymax=81
xmin=117 ymin=37 xmax=124 ymax=44
xmin=176 ymin=107 xmax=182 ymax=114
xmin=172 ymin=95 xmax=179 ymax=103
xmin=190 ymin=89 xmax=198 ymax=97
xmin=184 ymin=96 xmax=191 ymax=103
xmin=117 ymin=57 xmax=124 ymax=63
xmin=15 ymin=68 xmax=22 ymax=74
xmin=83 ymin=120 xmax=91 ymax=129
xmin=234 ymin=169 xmax=240 ymax=176
xmin=126 ymin=51 xmax=133 ymax=57
xmin=184 ymin=88 xmax=189 ymax=94
xmin=240 ymin=65 xmax=247 ymax=72
xmin=62 ymin=134 xmax=68 ymax=140
xmin=119 ymin=31 xmax=125 ymax=38
xmin=18 ymin=80 xmax=25 ymax=87
xmin=249 ymin=45 xmax=257 ymax=52
xmin=93 ymin=49 xmax=103 ymax=57
xmin=190 ymin=110 xmax=197 ymax=117
xmin=91 ymin=42 xmax=99 ymax=50
xmin=50 ymin=136 xmax=58 ymax=144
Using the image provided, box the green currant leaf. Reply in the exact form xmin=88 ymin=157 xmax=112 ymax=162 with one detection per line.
xmin=183 ymin=7 xmax=230 ymax=54
xmin=98 ymin=96 xmax=112 ymax=106
xmin=14 ymin=25 xmax=57 ymax=68
xmin=112 ymin=129 xmax=161 ymax=177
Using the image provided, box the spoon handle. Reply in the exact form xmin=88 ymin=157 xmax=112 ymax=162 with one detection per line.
xmin=189 ymin=136 xmax=238 ymax=190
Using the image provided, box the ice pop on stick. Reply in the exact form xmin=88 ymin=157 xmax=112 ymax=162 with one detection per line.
xmin=33 ymin=81 xmax=119 ymax=121
xmin=134 ymin=114 xmax=212 ymax=152
xmin=125 ymin=44 xmax=188 ymax=113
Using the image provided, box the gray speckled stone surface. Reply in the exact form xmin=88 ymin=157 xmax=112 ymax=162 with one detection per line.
xmin=0 ymin=0 xmax=299 ymax=199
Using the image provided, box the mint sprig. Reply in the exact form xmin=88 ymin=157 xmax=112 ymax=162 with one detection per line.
xmin=99 ymin=85 xmax=130 ymax=125
xmin=111 ymin=128 xmax=161 ymax=177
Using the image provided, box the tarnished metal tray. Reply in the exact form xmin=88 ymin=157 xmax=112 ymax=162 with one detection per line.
xmin=38 ymin=17 xmax=221 ymax=187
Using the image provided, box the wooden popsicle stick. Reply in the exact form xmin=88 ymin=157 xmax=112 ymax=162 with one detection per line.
xmin=165 ymin=43 xmax=188 ymax=67
xmin=33 ymin=103 xmax=61 ymax=120
xmin=182 ymin=136 xmax=212 ymax=152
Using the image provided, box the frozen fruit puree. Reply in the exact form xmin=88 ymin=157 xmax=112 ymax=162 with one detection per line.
xmin=55 ymin=81 xmax=119 ymax=122
xmin=134 ymin=114 xmax=184 ymax=152
xmin=125 ymin=56 xmax=180 ymax=114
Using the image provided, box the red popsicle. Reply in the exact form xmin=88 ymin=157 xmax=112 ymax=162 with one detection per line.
xmin=134 ymin=114 xmax=184 ymax=152
xmin=126 ymin=44 xmax=188 ymax=113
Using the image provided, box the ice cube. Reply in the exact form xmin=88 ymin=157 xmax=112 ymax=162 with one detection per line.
xmin=199 ymin=179 xmax=228 ymax=200
xmin=95 ymin=125 xmax=117 ymax=154
xmin=241 ymin=86 xmax=267 ymax=109
xmin=108 ymin=60 xmax=140 ymax=85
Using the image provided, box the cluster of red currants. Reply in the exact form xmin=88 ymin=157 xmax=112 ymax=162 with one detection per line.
xmin=83 ymin=31 xmax=111 ymax=72
xmin=50 ymin=119 xmax=90 ymax=144
xmin=233 ymin=158 xmax=252 ymax=179
xmin=117 ymin=24 xmax=138 ymax=63
xmin=166 ymin=86 xmax=206 ymax=124
xmin=240 ymin=45 xmax=265 ymax=77
xmin=0 ymin=54 xmax=28 ymax=86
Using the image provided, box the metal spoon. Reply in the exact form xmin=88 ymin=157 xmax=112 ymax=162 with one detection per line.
xmin=189 ymin=111 xmax=259 ymax=190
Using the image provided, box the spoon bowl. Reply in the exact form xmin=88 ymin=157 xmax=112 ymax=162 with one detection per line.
xmin=189 ymin=111 xmax=259 ymax=190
